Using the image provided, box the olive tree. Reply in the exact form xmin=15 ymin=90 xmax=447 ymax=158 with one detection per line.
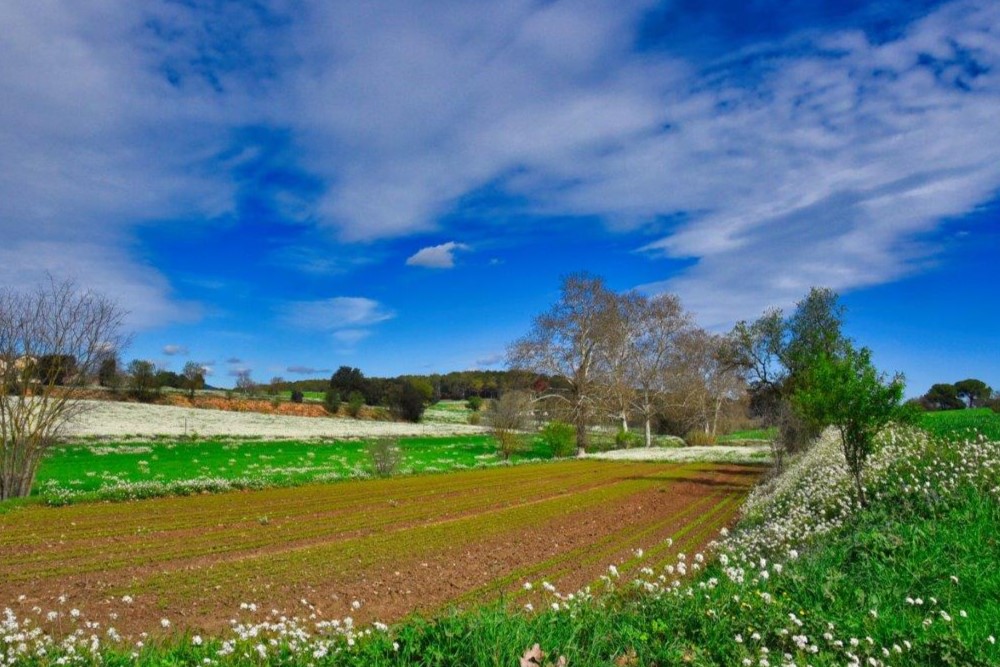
xmin=0 ymin=278 xmax=127 ymax=500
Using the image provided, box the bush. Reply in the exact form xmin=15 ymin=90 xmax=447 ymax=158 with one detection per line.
xmin=466 ymin=395 xmax=484 ymax=412
xmin=683 ymin=430 xmax=716 ymax=447
xmin=347 ymin=391 xmax=365 ymax=417
xmin=539 ymin=421 xmax=575 ymax=457
xmin=467 ymin=412 xmax=482 ymax=425
xmin=390 ymin=382 xmax=427 ymax=423
xmin=323 ymin=389 xmax=341 ymax=415
xmin=987 ymin=397 xmax=1000 ymax=414
xmin=366 ymin=438 xmax=402 ymax=477
xmin=614 ymin=429 xmax=643 ymax=449
xmin=290 ymin=390 xmax=304 ymax=404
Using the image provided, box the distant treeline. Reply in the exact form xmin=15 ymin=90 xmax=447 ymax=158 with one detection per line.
xmin=272 ymin=367 xmax=546 ymax=404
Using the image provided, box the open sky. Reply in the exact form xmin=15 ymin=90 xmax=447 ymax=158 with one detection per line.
xmin=2 ymin=0 xmax=998 ymax=395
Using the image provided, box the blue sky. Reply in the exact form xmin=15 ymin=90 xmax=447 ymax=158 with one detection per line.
xmin=2 ymin=0 xmax=998 ymax=396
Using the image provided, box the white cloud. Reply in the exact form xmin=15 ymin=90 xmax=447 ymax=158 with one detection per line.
xmin=405 ymin=241 xmax=470 ymax=269
xmin=162 ymin=344 xmax=189 ymax=356
xmin=4 ymin=0 xmax=1000 ymax=331
xmin=281 ymin=297 xmax=395 ymax=347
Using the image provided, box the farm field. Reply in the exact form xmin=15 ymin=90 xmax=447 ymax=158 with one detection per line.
xmin=920 ymin=407 xmax=1000 ymax=441
xmin=31 ymin=435 xmax=551 ymax=504
xmin=0 ymin=460 xmax=761 ymax=637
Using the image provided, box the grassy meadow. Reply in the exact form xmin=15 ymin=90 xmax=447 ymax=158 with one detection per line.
xmin=31 ymin=435 xmax=552 ymax=504
xmin=920 ymin=406 xmax=1000 ymax=441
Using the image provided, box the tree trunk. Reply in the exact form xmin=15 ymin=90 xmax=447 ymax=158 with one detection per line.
xmin=575 ymin=419 xmax=588 ymax=457
xmin=644 ymin=418 xmax=652 ymax=448
xmin=620 ymin=414 xmax=628 ymax=432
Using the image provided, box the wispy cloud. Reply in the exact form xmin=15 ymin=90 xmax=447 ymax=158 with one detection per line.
xmin=286 ymin=365 xmax=332 ymax=375
xmin=3 ymin=0 xmax=999 ymax=333
xmin=162 ymin=344 xmax=189 ymax=356
xmin=406 ymin=241 xmax=470 ymax=269
xmin=282 ymin=297 xmax=395 ymax=330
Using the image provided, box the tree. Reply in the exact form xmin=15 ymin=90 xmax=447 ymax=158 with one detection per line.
xmin=182 ymin=361 xmax=206 ymax=399
xmin=330 ymin=366 xmax=366 ymax=396
xmin=792 ymin=346 xmax=908 ymax=506
xmin=127 ymin=359 xmax=159 ymax=402
xmin=98 ymin=356 xmax=120 ymax=389
xmin=484 ymin=391 xmax=533 ymax=461
xmin=954 ymin=378 xmax=992 ymax=408
xmin=388 ymin=380 xmax=427 ymax=423
xmin=0 ymin=278 xmax=127 ymax=500
xmin=627 ymin=293 xmax=692 ymax=447
xmin=726 ymin=287 xmax=851 ymax=459
xmin=507 ymin=273 xmax=616 ymax=456
xmin=921 ymin=383 xmax=964 ymax=411
xmin=671 ymin=329 xmax=745 ymax=438
xmin=234 ymin=370 xmax=256 ymax=397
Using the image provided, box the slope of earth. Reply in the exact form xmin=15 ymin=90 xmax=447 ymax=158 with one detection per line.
xmin=0 ymin=460 xmax=762 ymax=638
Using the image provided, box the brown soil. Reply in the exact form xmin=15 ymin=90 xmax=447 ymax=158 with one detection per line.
xmin=0 ymin=462 xmax=761 ymax=638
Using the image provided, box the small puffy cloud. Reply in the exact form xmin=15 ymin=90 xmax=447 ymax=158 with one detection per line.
xmin=282 ymin=297 xmax=395 ymax=330
xmin=226 ymin=357 xmax=243 ymax=364
xmin=405 ymin=242 xmax=470 ymax=269
xmin=286 ymin=365 xmax=332 ymax=375
xmin=162 ymin=344 xmax=189 ymax=356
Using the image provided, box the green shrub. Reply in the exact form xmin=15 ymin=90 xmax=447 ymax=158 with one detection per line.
xmin=466 ymin=395 xmax=484 ymax=412
xmin=366 ymin=438 xmax=401 ymax=477
xmin=323 ymin=389 xmax=341 ymax=415
xmin=614 ymin=429 xmax=643 ymax=449
xmin=540 ymin=421 xmax=575 ymax=457
xmin=683 ymin=430 xmax=716 ymax=446
xmin=467 ymin=412 xmax=482 ymax=425
xmin=347 ymin=391 xmax=365 ymax=417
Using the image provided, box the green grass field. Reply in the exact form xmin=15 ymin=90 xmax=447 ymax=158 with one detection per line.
xmin=33 ymin=435 xmax=553 ymax=504
xmin=919 ymin=407 xmax=1000 ymax=441
xmin=717 ymin=426 xmax=777 ymax=442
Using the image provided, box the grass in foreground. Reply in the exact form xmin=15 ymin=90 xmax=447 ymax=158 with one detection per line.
xmin=2 ymin=423 xmax=996 ymax=665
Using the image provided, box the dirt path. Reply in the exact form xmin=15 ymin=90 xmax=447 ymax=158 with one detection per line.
xmin=0 ymin=461 xmax=762 ymax=637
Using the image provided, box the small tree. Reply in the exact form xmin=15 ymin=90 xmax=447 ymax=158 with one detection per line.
xmin=234 ymin=370 xmax=256 ymax=397
xmin=346 ymin=391 xmax=365 ymax=417
xmin=466 ymin=395 xmax=484 ymax=412
xmin=324 ymin=389 xmax=341 ymax=415
xmin=921 ymin=383 xmax=964 ymax=411
xmin=793 ymin=346 xmax=908 ymax=506
xmin=366 ymin=438 xmax=402 ymax=477
xmin=182 ymin=361 xmax=206 ymax=399
xmin=389 ymin=380 xmax=427 ymax=423
xmin=127 ymin=359 xmax=159 ymax=402
xmin=485 ymin=391 xmax=532 ymax=461
xmin=0 ymin=278 xmax=127 ymax=500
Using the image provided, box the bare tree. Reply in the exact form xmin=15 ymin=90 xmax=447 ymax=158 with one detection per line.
xmin=182 ymin=361 xmax=206 ymax=399
xmin=671 ymin=330 xmax=746 ymax=437
xmin=507 ymin=274 xmax=616 ymax=456
xmin=234 ymin=369 xmax=256 ymax=397
xmin=594 ymin=291 xmax=644 ymax=433
xmin=0 ymin=278 xmax=127 ymax=500
xmin=484 ymin=391 xmax=533 ymax=461
xmin=629 ymin=294 xmax=693 ymax=447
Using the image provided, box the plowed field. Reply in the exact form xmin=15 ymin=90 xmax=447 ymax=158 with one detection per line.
xmin=0 ymin=460 xmax=762 ymax=635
